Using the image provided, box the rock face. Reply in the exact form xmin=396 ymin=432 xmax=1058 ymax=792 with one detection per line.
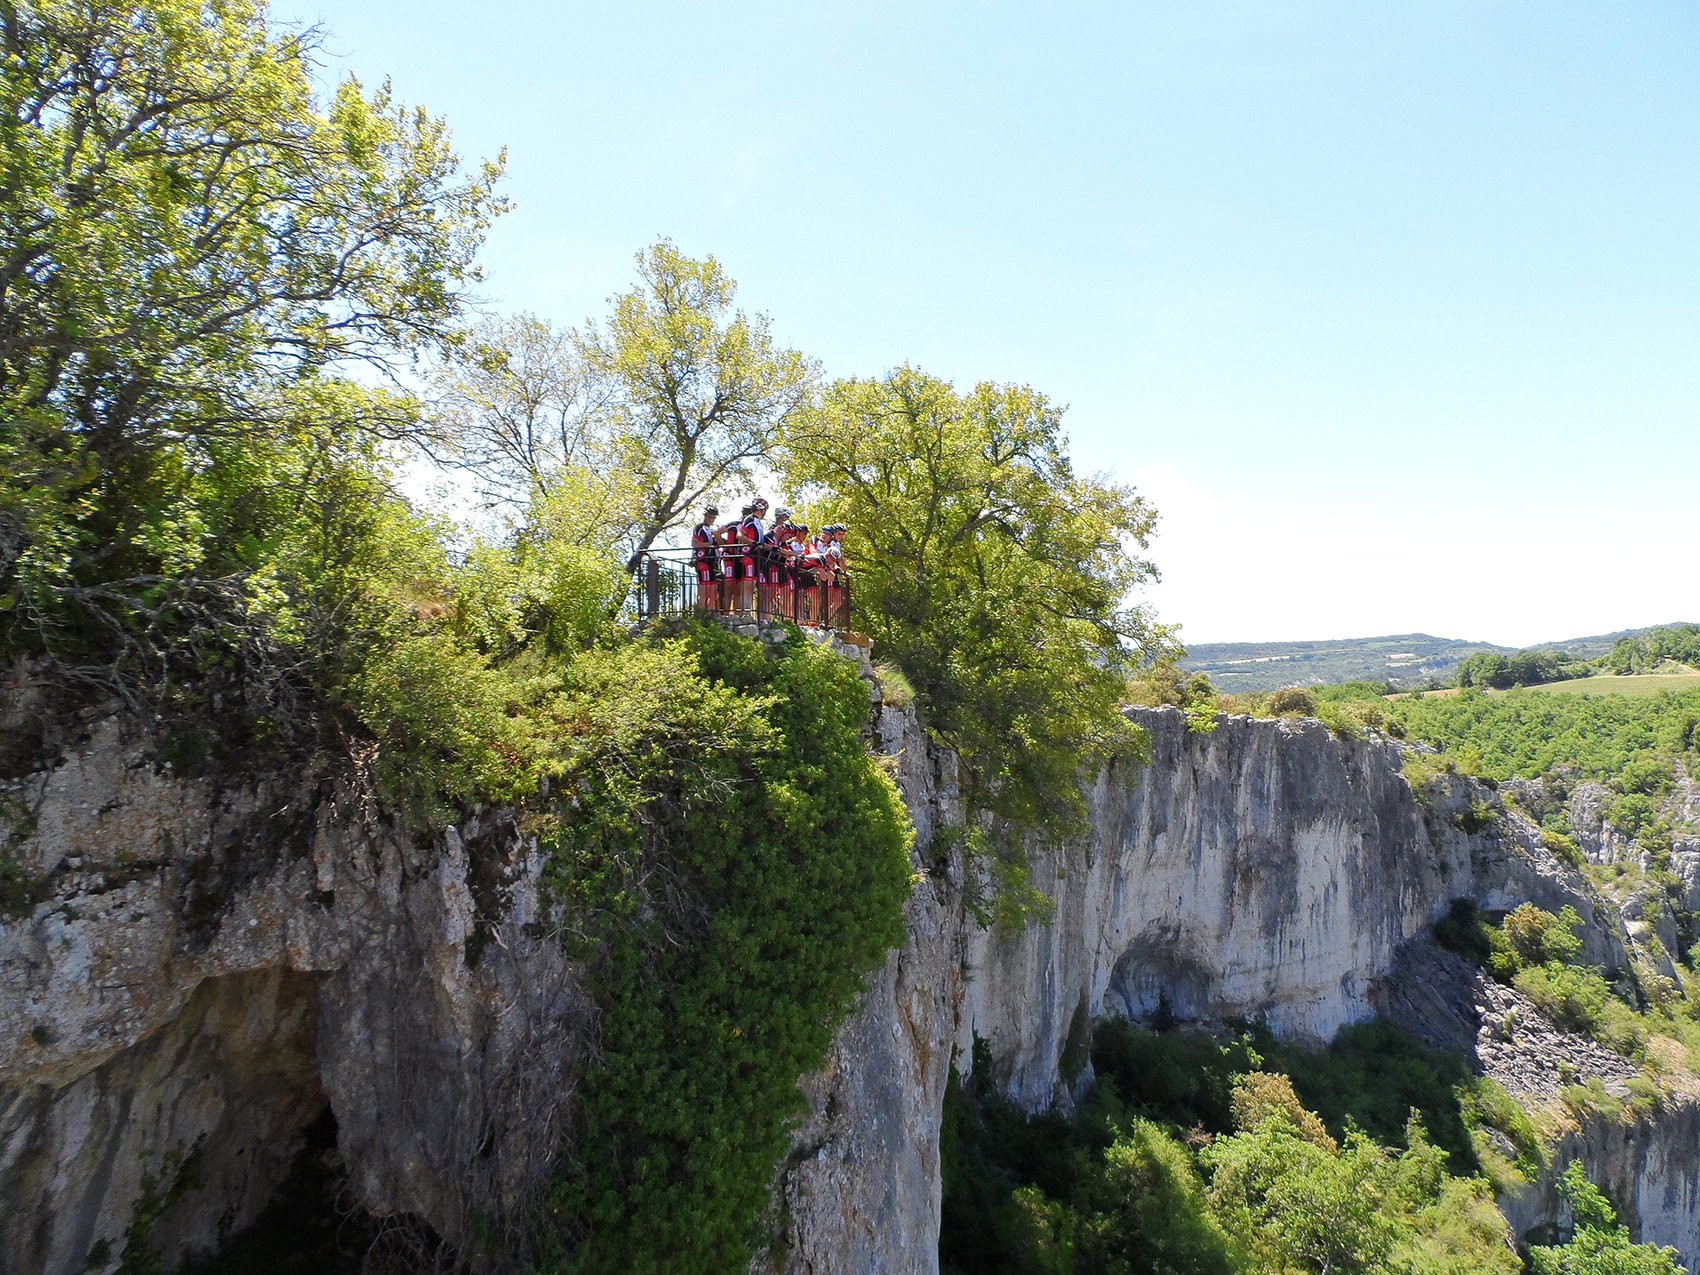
xmin=5 ymin=684 xmax=1699 ymax=1274
xmin=1379 ymin=938 xmax=1700 ymax=1270
xmin=958 ymin=710 xmax=1471 ymax=1111
xmin=1501 ymin=1101 xmax=1700 ymax=1271
xmin=774 ymin=707 xmax=1700 ymax=1272
xmin=0 ymin=720 xmax=589 ymax=1274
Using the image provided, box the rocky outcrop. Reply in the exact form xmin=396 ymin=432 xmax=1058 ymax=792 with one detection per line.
xmin=1501 ymin=1100 xmax=1700 ymax=1270
xmin=0 ymin=626 xmax=891 ymax=1275
xmin=774 ymin=708 xmax=1700 ymax=1272
xmin=6 ymin=678 xmax=1700 ymax=1274
xmin=0 ymin=718 xmax=589 ymax=1274
xmin=1380 ymin=936 xmax=1700 ymax=1267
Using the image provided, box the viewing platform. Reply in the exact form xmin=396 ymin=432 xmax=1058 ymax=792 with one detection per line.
xmin=631 ymin=546 xmax=853 ymax=630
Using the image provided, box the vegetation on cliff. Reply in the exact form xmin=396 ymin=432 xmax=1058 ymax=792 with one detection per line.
xmin=538 ymin=622 xmax=913 ymax=1272
xmin=942 ymin=1019 xmax=1684 ymax=1275
xmin=779 ymin=369 xmax=1168 ymax=834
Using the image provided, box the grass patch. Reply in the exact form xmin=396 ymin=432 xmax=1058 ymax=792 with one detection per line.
xmin=873 ymin=659 xmax=916 ymax=709
xmin=1525 ymin=673 xmax=1700 ymax=697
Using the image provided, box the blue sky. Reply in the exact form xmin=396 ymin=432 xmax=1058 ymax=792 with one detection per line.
xmin=279 ymin=0 xmax=1700 ymax=646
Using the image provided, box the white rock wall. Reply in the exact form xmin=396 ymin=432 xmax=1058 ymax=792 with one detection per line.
xmin=8 ymin=687 xmax=1700 ymax=1275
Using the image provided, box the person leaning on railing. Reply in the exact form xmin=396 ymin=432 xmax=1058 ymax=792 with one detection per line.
xmin=781 ymin=518 xmax=812 ymax=623
xmin=719 ymin=498 xmax=766 ymax=615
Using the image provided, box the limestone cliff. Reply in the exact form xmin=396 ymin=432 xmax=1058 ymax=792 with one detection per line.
xmin=4 ymin=682 xmax=1698 ymax=1273
xmin=772 ymin=707 xmax=1700 ymax=1272
xmin=0 ymin=716 xmax=589 ymax=1273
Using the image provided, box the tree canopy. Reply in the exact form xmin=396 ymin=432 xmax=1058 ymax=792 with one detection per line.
xmin=778 ymin=365 xmax=1173 ymax=835
xmin=429 ymin=242 xmax=817 ymax=570
xmin=0 ymin=0 xmax=504 ymax=685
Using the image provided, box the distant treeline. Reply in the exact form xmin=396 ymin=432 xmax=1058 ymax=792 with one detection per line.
xmin=1457 ymin=624 xmax=1700 ymax=690
xmin=1605 ymin=624 xmax=1700 ymax=675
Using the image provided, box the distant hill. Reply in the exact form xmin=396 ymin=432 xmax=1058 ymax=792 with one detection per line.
xmin=1178 ymin=624 xmax=1697 ymax=693
xmin=1177 ymin=634 xmax=1506 ymax=693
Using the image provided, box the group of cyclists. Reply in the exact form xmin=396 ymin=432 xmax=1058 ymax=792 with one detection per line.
xmin=690 ymin=497 xmax=850 ymax=624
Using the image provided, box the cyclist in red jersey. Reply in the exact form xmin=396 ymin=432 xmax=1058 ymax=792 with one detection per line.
xmin=732 ymin=498 xmax=767 ymax=615
xmin=690 ymin=505 xmax=723 ymax=611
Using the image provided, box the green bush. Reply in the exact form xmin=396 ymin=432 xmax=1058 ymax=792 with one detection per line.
xmin=1526 ymin=1162 xmax=1685 ymax=1274
xmin=1494 ymin=903 xmax=1585 ymax=974
xmin=539 ymin=622 xmax=914 ymax=1272
xmin=1457 ymin=1074 xmax=1547 ymax=1184
xmin=1513 ymin=964 xmax=1615 ymax=1038
xmin=942 ymin=1019 xmax=1528 ymax=1275
xmin=1447 ymin=903 xmax=1661 ymax=1061
xmin=1268 ymin=686 xmax=1318 ymax=717
xmin=1124 ymin=663 xmax=1216 ymax=710
xmin=1075 ymin=1121 xmax=1237 ymax=1274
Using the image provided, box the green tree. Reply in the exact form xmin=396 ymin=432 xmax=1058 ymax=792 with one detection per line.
xmin=0 ymin=0 xmax=505 ymax=681
xmin=429 ymin=243 xmax=817 ymax=572
xmin=1605 ymin=625 xmax=1700 ymax=675
xmin=1073 ymin=1121 xmax=1238 ymax=1275
xmin=778 ymin=365 xmax=1173 ymax=856
xmin=583 ymin=240 xmax=817 ymax=569
xmin=426 ymin=312 xmax=629 ymax=510
xmin=1526 ymin=1163 xmax=1686 ymax=1275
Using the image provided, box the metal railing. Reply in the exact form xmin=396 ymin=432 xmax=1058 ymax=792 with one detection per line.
xmin=632 ymin=547 xmax=852 ymax=629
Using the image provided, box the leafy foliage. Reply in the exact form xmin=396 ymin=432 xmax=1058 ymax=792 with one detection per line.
xmin=1459 ymin=649 xmax=1593 ymax=690
xmin=0 ymin=0 xmax=504 ymax=683
xmin=1604 ymin=626 xmax=1700 ymax=676
xmin=1525 ymin=1163 xmax=1685 ymax=1275
xmin=432 ymin=245 xmax=818 ymax=564
xmin=538 ymin=622 xmax=913 ymax=1272
xmin=941 ymin=1019 xmax=1530 ymax=1275
xmin=1388 ymin=688 xmax=1700 ymax=844
xmin=778 ymin=366 xmax=1172 ymax=898
xmin=1388 ymin=689 xmax=1700 ymax=791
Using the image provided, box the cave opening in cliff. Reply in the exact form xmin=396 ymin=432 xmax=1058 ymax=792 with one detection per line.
xmin=184 ymin=1107 xmax=461 ymax=1275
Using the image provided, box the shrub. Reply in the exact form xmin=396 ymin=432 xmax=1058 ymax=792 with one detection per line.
xmin=1512 ymin=961 xmax=1604 ymax=1032
xmin=1124 ymin=663 xmax=1215 ymax=710
xmin=1267 ymin=686 xmax=1318 ymax=717
xmin=1495 ymin=903 xmax=1585 ymax=973
xmin=1457 ymin=1074 xmax=1546 ymax=1183
xmin=945 ymin=1019 xmax=1525 ymax=1275
xmin=1543 ymin=827 xmax=1586 ymax=867
xmin=1075 ymin=1122 xmax=1237 ymax=1275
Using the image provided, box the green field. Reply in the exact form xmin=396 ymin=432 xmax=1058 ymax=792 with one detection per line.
xmin=1523 ymin=672 xmax=1700 ymax=697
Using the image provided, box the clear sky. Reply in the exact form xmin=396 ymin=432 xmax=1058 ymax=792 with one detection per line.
xmin=277 ymin=0 xmax=1700 ymax=647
